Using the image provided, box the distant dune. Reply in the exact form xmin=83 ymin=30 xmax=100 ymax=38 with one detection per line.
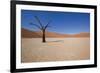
xmin=21 ymin=28 xmax=90 ymax=38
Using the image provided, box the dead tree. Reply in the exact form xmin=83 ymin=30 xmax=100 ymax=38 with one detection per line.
xmin=30 ymin=16 xmax=51 ymax=43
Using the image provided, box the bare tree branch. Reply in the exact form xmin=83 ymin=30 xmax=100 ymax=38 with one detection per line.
xmin=34 ymin=16 xmax=44 ymax=29
xmin=29 ymin=15 xmax=52 ymax=43
xmin=30 ymin=22 xmax=42 ymax=30
xmin=44 ymin=20 xmax=52 ymax=29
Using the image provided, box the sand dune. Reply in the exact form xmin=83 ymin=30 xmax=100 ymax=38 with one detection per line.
xmin=21 ymin=28 xmax=90 ymax=62
xmin=21 ymin=28 xmax=90 ymax=38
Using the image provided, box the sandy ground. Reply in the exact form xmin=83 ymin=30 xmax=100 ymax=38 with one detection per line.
xmin=21 ymin=38 xmax=90 ymax=63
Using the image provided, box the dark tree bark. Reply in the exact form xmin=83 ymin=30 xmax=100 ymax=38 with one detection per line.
xmin=42 ymin=30 xmax=46 ymax=42
xmin=30 ymin=16 xmax=51 ymax=43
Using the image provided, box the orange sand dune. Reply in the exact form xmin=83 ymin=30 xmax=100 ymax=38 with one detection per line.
xmin=21 ymin=28 xmax=90 ymax=38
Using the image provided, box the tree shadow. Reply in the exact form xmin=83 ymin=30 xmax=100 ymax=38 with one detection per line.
xmin=46 ymin=40 xmax=64 ymax=43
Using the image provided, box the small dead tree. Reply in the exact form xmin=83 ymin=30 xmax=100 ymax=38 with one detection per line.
xmin=30 ymin=16 xmax=51 ymax=43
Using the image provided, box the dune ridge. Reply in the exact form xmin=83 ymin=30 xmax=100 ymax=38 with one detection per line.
xmin=21 ymin=28 xmax=90 ymax=38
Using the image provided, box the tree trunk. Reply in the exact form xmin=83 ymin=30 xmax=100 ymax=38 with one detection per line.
xmin=42 ymin=30 xmax=46 ymax=43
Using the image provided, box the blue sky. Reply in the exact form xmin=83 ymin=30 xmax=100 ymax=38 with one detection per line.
xmin=21 ymin=10 xmax=90 ymax=34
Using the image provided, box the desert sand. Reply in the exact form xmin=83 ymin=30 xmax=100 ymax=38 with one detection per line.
xmin=21 ymin=38 xmax=90 ymax=63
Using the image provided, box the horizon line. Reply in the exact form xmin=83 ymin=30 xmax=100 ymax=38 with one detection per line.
xmin=21 ymin=27 xmax=90 ymax=35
